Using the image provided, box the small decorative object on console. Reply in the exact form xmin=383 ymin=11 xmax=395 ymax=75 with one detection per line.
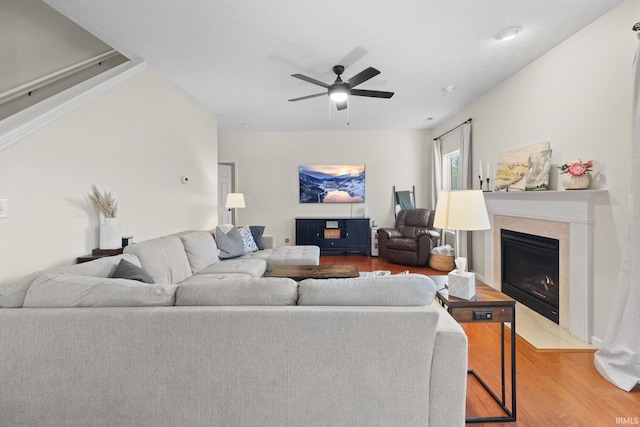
xmin=448 ymin=270 xmax=476 ymax=299
xmin=447 ymin=257 xmax=476 ymax=299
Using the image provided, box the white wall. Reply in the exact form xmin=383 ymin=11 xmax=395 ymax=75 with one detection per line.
xmin=431 ymin=0 xmax=638 ymax=344
xmin=218 ymin=130 xmax=431 ymax=246
xmin=0 ymin=68 xmax=218 ymax=283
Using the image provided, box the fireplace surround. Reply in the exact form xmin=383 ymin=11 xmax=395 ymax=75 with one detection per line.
xmin=482 ymin=190 xmax=605 ymax=343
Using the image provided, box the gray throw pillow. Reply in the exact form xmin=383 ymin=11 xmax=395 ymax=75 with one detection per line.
xmin=111 ymin=259 xmax=155 ymax=284
xmin=215 ymin=226 xmax=245 ymax=259
xmin=249 ymin=225 xmax=265 ymax=250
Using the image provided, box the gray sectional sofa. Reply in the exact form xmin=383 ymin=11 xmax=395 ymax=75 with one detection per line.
xmin=0 ymin=230 xmax=468 ymax=427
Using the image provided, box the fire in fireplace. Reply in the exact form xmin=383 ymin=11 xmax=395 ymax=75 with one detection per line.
xmin=501 ymin=229 xmax=560 ymax=323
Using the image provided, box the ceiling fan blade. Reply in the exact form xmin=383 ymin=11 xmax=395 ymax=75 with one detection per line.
xmin=350 ymin=89 xmax=394 ymax=99
xmin=346 ymin=67 xmax=380 ymax=88
xmin=291 ymin=74 xmax=330 ymax=88
xmin=338 ymin=47 xmax=368 ymax=69
xmin=288 ymin=93 xmax=326 ymax=102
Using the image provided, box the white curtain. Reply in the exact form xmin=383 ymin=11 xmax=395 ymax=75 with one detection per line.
xmin=594 ymin=32 xmax=640 ymax=392
xmin=457 ymin=123 xmax=472 ymax=259
xmin=431 ymin=138 xmax=442 ymax=209
xmin=457 ymin=122 xmax=471 ymax=190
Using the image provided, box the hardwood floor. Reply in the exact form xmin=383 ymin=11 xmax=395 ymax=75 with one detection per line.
xmin=320 ymin=254 xmax=640 ymax=426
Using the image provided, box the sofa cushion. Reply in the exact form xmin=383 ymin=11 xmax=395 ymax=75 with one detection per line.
xmin=175 ymin=277 xmax=298 ymax=306
xmin=297 ymin=274 xmax=436 ymax=306
xmin=22 ymin=273 xmax=177 ymax=307
xmin=0 ymin=254 xmax=141 ymax=308
xmin=216 ymin=226 xmax=246 ymax=259
xmin=181 ymin=272 xmax=254 ymax=281
xmin=179 ymin=231 xmax=220 ymax=274
xmin=111 ymin=259 xmax=154 ymax=284
xmin=124 ymin=235 xmax=192 ymax=284
xmin=249 ymin=225 xmax=266 ymax=250
xmin=195 ymin=258 xmax=267 ymax=279
xmin=386 ymin=237 xmax=418 ymax=251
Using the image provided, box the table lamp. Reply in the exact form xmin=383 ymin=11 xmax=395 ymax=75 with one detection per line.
xmin=433 ymin=190 xmax=491 ymax=298
xmin=224 ymin=193 xmax=245 ymax=224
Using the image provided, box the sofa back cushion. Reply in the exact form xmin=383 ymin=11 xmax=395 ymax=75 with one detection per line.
xmin=175 ymin=277 xmax=298 ymax=306
xmin=179 ymin=231 xmax=220 ymax=274
xmin=0 ymin=254 xmax=141 ymax=308
xmin=23 ymin=273 xmax=177 ymax=307
xmin=124 ymin=235 xmax=192 ymax=284
xmin=297 ymin=274 xmax=436 ymax=306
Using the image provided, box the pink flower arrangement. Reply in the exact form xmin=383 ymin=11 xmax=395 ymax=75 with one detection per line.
xmin=558 ymin=160 xmax=595 ymax=177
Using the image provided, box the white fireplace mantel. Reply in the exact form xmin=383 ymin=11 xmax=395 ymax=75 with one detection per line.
xmin=481 ymin=189 xmax=607 ymax=343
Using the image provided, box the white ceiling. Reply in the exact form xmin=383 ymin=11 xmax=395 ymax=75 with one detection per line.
xmin=43 ymin=0 xmax=622 ymax=132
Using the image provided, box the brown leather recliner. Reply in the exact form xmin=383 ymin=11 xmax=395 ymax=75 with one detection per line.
xmin=378 ymin=209 xmax=440 ymax=267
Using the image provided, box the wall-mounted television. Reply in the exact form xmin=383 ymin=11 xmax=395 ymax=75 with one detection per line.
xmin=299 ymin=164 xmax=365 ymax=203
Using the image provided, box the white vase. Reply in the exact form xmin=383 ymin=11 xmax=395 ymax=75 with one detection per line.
xmin=562 ymin=173 xmax=590 ymax=190
xmin=100 ymin=217 xmax=122 ymax=249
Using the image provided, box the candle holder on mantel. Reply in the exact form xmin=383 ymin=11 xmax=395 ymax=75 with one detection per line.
xmin=478 ymin=175 xmax=491 ymax=193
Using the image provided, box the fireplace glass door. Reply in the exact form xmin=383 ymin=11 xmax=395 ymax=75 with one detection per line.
xmin=501 ymin=229 xmax=560 ymax=323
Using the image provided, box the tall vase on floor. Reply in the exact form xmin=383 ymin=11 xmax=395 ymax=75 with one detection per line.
xmin=100 ymin=217 xmax=122 ymax=249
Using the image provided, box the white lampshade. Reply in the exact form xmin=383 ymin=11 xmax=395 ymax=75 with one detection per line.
xmin=224 ymin=193 xmax=245 ymax=209
xmin=434 ymin=190 xmax=490 ymax=231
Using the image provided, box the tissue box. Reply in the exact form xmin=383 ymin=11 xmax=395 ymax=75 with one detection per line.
xmin=448 ymin=270 xmax=476 ymax=299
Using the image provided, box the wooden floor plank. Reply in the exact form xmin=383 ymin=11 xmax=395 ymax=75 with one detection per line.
xmin=320 ymin=254 xmax=640 ymax=426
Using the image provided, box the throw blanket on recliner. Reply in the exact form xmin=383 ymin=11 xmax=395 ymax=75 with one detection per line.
xmin=396 ymin=191 xmax=413 ymax=210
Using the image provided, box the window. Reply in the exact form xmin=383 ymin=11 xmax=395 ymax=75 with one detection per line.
xmin=440 ymin=149 xmax=460 ymax=247
xmin=442 ymin=149 xmax=460 ymax=191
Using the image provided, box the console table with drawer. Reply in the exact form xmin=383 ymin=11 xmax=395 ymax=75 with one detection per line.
xmin=295 ymin=217 xmax=370 ymax=255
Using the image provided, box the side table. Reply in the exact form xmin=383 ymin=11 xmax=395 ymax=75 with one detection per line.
xmin=431 ymin=276 xmax=517 ymax=423
xmin=77 ymin=248 xmax=124 ymax=263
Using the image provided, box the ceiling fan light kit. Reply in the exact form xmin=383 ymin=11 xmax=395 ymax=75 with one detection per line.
xmin=328 ymin=86 xmax=349 ymax=102
xmin=289 ymin=64 xmax=394 ymax=111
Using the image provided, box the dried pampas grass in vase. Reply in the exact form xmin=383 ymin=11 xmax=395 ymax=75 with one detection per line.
xmin=89 ymin=184 xmax=118 ymax=220
xmin=89 ymin=184 xmax=121 ymax=249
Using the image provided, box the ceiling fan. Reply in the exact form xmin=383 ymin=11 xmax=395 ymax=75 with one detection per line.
xmin=288 ymin=65 xmax=394 ymax=111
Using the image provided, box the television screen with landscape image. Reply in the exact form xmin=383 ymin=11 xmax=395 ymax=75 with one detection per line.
xmin=299 ymin=165 xmax=365 ymax=203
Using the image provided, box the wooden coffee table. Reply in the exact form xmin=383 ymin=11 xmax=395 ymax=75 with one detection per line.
xmin=265 ymin=264 xmax=359 ymax=281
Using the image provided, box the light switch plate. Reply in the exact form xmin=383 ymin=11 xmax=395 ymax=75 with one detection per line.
xmin=0 ymin=199 xmax=8 ymax=218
